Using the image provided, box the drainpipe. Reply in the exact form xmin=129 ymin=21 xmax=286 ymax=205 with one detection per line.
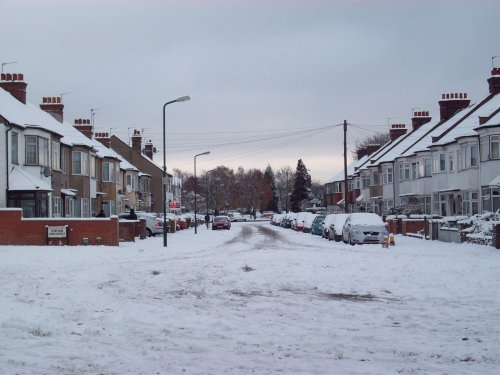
xmin=5 ymin=119 xmax=12 ymax=204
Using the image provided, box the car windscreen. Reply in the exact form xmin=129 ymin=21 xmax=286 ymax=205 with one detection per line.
xmin=214 ymin=216 xmax=228 ymax=221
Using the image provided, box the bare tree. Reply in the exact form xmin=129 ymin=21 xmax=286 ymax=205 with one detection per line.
xmin=275 ymin=166 xmax=295 ymax=213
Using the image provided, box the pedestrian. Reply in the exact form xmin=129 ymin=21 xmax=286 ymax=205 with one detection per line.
xmin=205 ymin=213 xmax=210 ymax=229
xmin=96 ymin=209 xmax=106 ymax=218
xmin=128 ymin=208 xmax=138 ymax=220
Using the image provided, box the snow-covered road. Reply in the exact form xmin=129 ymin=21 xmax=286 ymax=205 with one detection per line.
xmin=1 ymin=222 xmax=499 ymax=375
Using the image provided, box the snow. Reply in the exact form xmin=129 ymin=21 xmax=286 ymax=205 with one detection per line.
xmin=349 ymin=212 xmax=385 ymax=226
xmin=9 ymin=166 xmax=52 ymax=191
xmin=1 ymin=222 xmax=499 ymax=375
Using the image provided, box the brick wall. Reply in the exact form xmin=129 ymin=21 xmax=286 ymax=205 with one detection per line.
xmin=0 ymin=209 xmax=119 ymax=246
xmin=492 ymin=224 xmax=500 ymax=249
xmin=119 ymin=221 xmax=136 ymax=242
xmin=402 ymin=219 xmax=427 ymax=236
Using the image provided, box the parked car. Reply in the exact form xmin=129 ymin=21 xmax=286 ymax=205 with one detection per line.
xmin=327 ymin=214 xmax=350 ymax=242
xmin=120 ymin=211 xmax=164 ymax=237
xmin=227 ymin=212 xmax=247 ymax=222
xmin=292 ymin=212 xmax=313 ymax=231
xmin=212 ymin=215 xmax=231 ymax=230
xmin=303 ymin=213 xmax=318 ymax=233
xmin=281 ymin=212 xmax=297 ymax=228
xmin=322 ymin=214 xmax=337 ymax=238
xmin=342 ymin=213 xmax=388 ymax=245
xmin=311 ymin=215 xmax=326 ymax=235
xmin=270 ymin=213 xmax=284 ymax=226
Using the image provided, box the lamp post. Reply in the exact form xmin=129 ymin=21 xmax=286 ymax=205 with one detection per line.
xmin=162 ymin=95 xmax=190 ymax=247
xmin=205 ymin=169 xmax=216 ymax=217
xmin=194 ymin=151 xmax=210 ymax=234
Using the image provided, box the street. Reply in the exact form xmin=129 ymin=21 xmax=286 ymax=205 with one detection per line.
xmin=0 ymin=222 xmax=499 ymax=375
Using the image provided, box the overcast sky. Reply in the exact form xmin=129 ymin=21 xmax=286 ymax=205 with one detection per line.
xmin=1 ymin=0 xmax=499 ymax=182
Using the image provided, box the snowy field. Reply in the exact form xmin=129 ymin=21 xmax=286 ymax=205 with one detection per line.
xmin=1 ymin=221 xmax=499 ymax=375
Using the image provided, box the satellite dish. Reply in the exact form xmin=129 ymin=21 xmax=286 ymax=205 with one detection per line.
xmin=42 ymin=167 xmax=52 ymax=177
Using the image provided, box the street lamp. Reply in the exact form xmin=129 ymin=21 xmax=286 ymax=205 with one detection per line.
xmin=194 ymin=151 xmax=210 ymax=234
xmin=162 ymin=95 xmax=190 ymax=247
xmin=205 ymin=168 xmax=216 ymax=217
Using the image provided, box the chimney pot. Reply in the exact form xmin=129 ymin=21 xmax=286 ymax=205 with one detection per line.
xmin=12 ymin=73 xmax=17 ymax=80
xmin=6 ymin=73 xmax=12 ymax=80
xmin=0 ymin=73 xmax=5 ymax=80
xmin=18 ymin=73 xmax=23 ymax=81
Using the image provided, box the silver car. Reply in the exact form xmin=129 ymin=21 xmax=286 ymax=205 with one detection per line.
xmin=342 ymin=213 xmax=388 ymax=245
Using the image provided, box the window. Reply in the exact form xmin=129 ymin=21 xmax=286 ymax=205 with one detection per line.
xmin=411 ymin=163 xmax=417 ymax=180
xmin=448 ymin=153 xmax=454 ymax=172
xmin=38 ymin=137 xmax=49 ymax=167
xmin=439 ymin=153 xmax=446 ymax=172
xmin=334 ymin=182 xmax=341 ymax=193
xmin=370 ymin=170 xmax=379 ymax=186
xmin=140 ymin=178 xmax=149 ymax=193
xmin=439 ymin=194 xmax=447 ymax=216
xmin=470 ymin=145 xmax=478 ymax=167
xmin=25 ymin=135 xmax=38 ymax=165
xmin=461 ymin=144 xmax=478 ymax=168
xmin=102 ymin=162 xmax=115 ymax=182
xmin=61 ymin=148 xmax=68 ymax=173
xmin=423 ymin=159 xmax=432 ymax=177
xmin=82 ymin=198 xmax=90 ymax=218
xmin=361 ymin=174 xmax=370 ymax=189
xmin=419 ymin=195 xmax=431 ymax=215
xmin=491 ymin=135 xmax=500 ymax=159
xmin=480 ymin=135 xmax=489 ymax=161
xmin=382 ymin=167 xmax=393 ymax=184
xmin=65 ymin=196 xmax=74 ymax=217
xmin=52 ymin=197 xmax=61 ymax=218
xmin=51 ymin=141 xmax=60 ymax=170
xmin=72 ymin=151 xmax=89 ymax=175
xmin=348 ymin=179 xmax=354 ymax=192
xmin=354 ymin=177 xmax=360 ymax=189
xmin=90 ymin=156 xmax=96 ymax=178
xmin=11 ymin=132 xmax=18 ymax=164
xmin=433 ymin=193 xmax=439 ymax=214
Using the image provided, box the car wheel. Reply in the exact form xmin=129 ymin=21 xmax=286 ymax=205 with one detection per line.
xmin=342 ymin=234 xmax=347 ymax=244
xmin=146 ymin=228 xmax=152 ymax=237
xmin=349 ymin=234 xmax=355 ymax=246
xmin=335 ymin=235 xmax=341 ymax=242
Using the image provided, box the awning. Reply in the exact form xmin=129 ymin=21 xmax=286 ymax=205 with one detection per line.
xmin=8 ymin=167 xmax=52 ymax=192
xmin=61 ymin=188 xmax=76 ymax=196
xmin=336 ymin=199 xmax=345 ymax=205
xmin=356 ymin=194 xmax=364 ymax=202
xmin=488 ymin=175 xmax=500 ymax=187
xmin=399 ymin=192 xmax=418 ymax=197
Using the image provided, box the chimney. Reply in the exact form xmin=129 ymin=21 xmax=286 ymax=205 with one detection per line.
xmin=0 ymin=73 xmax=27 ymax=104
xmin=95 ymin=132 xmax=111 ymax=148
xmin=131 ymin=129 xmax=142 ymax=154
xmin=365 ymin=143 xmax=381 ymax=156
xmin=411 ymin=110 xmax=431 ymax=130
xmin=144 ymin=139 xmax=154 ymax=159
xmin=389 ymin=124 xmax=407 ymax=141
xmin=40 ymin=96 xmax=64 ymax=122
xmin=438 ymin=92 xmax=470 ymax=121
xmin=74 ymin=119 xmax=93 ymax=139
xmin=488 ymin=67 xmax=500 ymax=94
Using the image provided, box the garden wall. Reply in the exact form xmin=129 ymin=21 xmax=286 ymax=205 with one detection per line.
xmin=0 ymin=208 xmax=119 ymax=246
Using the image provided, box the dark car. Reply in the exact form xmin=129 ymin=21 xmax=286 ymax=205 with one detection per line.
xmin=311 ymin=215 xmax=325 ymax=236
xmin=212 ymin=215 xmax=231 ymax=230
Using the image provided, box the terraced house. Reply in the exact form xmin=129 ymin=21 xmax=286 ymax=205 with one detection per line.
xmin=0 ymin=72 xmax=165 ymax=217
xmin=325 ymin=68 xmax=500 ymax=216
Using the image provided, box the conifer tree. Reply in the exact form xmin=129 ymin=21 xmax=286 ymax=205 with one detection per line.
xmin=290 ymin=159 xmax=312 ymax=212
xmin=263 ymin=164 xmax=279 ymax=212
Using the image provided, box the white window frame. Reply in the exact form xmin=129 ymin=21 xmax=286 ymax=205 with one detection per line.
xmin=51 ymin=141 xmax=60 ymax=170
xmin=72 ymin=151 xmax=89 ymax=176
xmin=102 ymin=162 xmax=115 ymax=182
xmin=52 ymin=196 xmax=61 ymax=218
xmin=491 ymin=135 xmax=500 ymax=159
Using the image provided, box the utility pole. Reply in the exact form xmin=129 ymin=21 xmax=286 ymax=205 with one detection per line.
xmin=343 ymin=119 xmax=348 ymax=213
